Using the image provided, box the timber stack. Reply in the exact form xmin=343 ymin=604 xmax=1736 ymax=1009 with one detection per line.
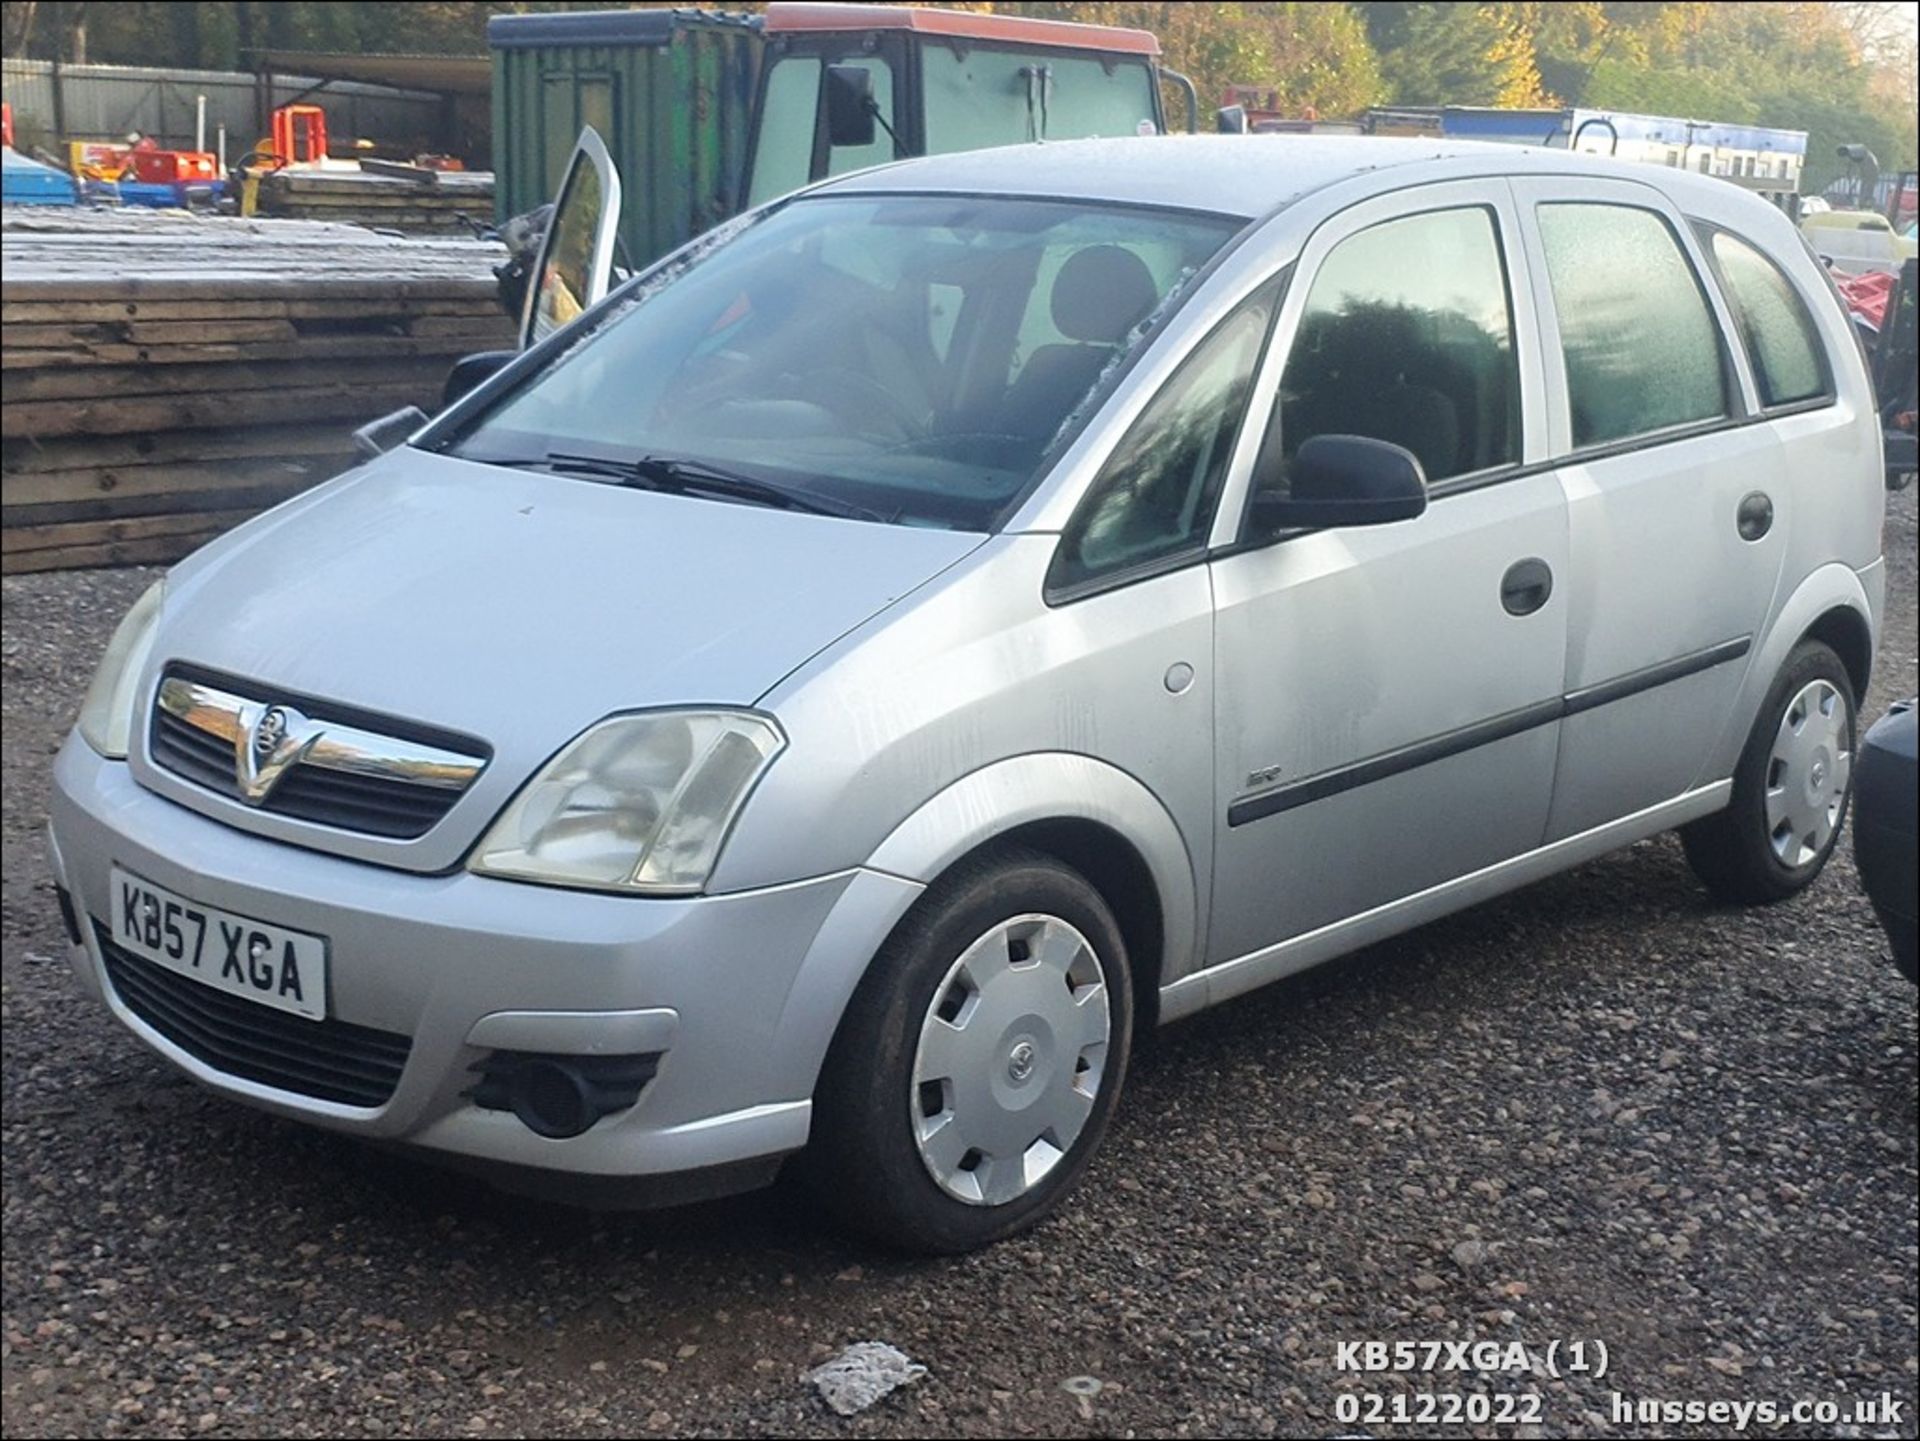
xmin=1 ymin=208 xmax=513 ymax=574
xmin=257 ymin=166 xmax=496 ymax=234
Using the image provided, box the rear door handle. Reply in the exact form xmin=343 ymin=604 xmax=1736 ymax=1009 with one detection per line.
xmin=1500 ymin=557 xmax=1553 ymax=616
xmin=1737 ymin=491 xmax=1774 ymax=541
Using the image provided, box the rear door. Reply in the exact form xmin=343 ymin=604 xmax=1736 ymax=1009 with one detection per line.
xmin=1205 ymin=179 xmax=1569 ymax=971
xmin=1509 ymin=176 xmax=1786 ymax=840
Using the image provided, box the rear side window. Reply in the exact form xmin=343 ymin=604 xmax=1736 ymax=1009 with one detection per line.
xmin=1706 ymin=230 xmax=1830 ymax=408
xmin=1273 ymin=205 xmax=1520 ymax=487
xmin=1538 ymin=203 xmax=1729 ymax=448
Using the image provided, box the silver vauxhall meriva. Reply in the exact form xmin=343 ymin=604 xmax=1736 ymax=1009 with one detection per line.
xmin=49 ymin=137 xmax=1887 ymax=1252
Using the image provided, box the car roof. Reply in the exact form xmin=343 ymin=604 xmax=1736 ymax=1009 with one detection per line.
xmin=812 ymin=134 xmax=1749 ymax=221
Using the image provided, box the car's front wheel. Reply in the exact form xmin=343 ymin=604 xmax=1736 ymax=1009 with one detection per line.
xmin=806 ymin=845 xmax=1133 ymax=1253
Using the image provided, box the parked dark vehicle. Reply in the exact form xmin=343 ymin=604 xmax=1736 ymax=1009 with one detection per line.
xmin=1853 ymin=697 xmax=1917 ymax=982
xmin=1871 ymin=258 xmax=1916 ymax=487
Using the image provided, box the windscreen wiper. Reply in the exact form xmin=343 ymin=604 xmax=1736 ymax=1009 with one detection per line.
xmin=533 ymin=451 xmax=884 ymax=523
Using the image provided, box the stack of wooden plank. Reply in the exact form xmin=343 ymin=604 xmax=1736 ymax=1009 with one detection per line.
xmin=257 ymin=167 xmax=497 ymax=234
xmin=2 ymin=208 xmax=514 ymax=573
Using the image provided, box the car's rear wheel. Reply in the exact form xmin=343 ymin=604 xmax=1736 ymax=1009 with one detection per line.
xmin=1683 ymin=639 xmax=1856 ymax=904
xmin=806 ymin=845 xmax=1132 ymax=1253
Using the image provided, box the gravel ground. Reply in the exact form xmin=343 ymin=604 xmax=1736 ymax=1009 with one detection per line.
xmin=3 ymin=489 xmax=1915 ymax=1440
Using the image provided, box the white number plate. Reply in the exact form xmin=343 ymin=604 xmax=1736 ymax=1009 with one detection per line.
xmin=109 ymin=866 xmax=328 ymax=1022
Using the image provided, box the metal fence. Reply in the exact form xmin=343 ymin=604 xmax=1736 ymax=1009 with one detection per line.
xmin=1 ymin=57 xmax=448 ymax=159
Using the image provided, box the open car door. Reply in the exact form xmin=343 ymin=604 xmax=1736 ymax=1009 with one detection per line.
xmin=1876 ymin=257 xmax=1916 ymax=488
xmin=519 ymin=126 xmax=623 ymax=350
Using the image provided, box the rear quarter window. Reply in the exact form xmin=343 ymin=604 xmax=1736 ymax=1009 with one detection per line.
xmin=1703 ymin=228 xmax=1832 ymax=409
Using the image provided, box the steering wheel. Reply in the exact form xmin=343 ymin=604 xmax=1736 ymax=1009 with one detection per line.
xmin=790 ymin=368 xmax=925 ymax=442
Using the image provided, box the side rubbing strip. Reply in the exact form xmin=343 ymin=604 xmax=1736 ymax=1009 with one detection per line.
xmin=1561 ymin=635 xmax=1751 ymax=716
xmin=1227 ymin=698 xmax=1564 ymax=828
xmin=1227 ymin=635 xmax=1752 ymax=829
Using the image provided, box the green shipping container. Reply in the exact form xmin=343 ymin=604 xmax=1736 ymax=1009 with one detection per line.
xmin=489 ymin=9 xmax=763 ymax=269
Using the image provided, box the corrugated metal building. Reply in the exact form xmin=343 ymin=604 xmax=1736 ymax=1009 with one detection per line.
xmin=0 ymin=57 xmax=448 ymax=158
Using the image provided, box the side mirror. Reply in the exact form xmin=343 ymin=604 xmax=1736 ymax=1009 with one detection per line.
xmin=1248 ymin=435 xmax=1428 ymax=533
xmin=825 ymin=65 xmax=877 ymax=149
xmin=441 ymin=349 xmax=518 ymax=411
xmin=1216 ymin=105 xmax=1249 ymax=135
xmin=352 ymin=405 xmax=429 ymax=461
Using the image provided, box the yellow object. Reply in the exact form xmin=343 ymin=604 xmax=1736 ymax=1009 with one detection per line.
xmin=68 ymin=140 xmax=131 ymax=181
xmin=239 ymin=172 xmax=262 ymax=217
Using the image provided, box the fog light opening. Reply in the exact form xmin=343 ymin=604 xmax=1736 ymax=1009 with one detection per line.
xmin=512 ymin=1058 xmax=599 ymax=1139
xmin=466 ymin=1048 xmax=663 ymax=1138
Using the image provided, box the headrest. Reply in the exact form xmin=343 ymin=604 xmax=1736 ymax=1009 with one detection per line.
xmin=1051 ymin=244 xmax=1159 ymax=344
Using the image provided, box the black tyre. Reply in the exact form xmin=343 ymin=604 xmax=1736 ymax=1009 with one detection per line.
xmin=1683 ymin=640 xmax=1857 ymax=904
xmin=805 ymin=845 xmax=1133 ymax=1254
xmin=1886 ymin=916 xmax=1918 ymax=985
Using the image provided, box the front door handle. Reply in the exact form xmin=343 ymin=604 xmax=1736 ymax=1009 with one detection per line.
xmin=1500 ymin=557 xmax=1553 ymax=616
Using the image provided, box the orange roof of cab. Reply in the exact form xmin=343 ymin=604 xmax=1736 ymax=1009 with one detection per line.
xmin=762 ymin=3 xmax=1161 ymax=57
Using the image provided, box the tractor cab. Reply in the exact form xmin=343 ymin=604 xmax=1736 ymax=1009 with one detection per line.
xmin=452 ymin=3 xmax=1184 ymax=394
xmin=488 ymin=3 xmax=1182 ymax=280
xmin=743 ymin=3 xmax=1169 ymax=209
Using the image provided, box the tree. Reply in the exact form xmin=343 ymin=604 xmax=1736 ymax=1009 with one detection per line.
xmin=1484 ymin=5 xmax=1548 ymax=107
xmin=1527 ymin=0 xmax=1613 ymax=104
xmin=1830 ymin=0 xmax=1919 ymax=64
xmin=996 ymin=2 xmax=1386 ymax=121
xmin=2 ymin=1 xmax=38 ymax=56
xmin=1361 ymin=3 xmax=1509 ymax=106
xmin=32 ymin=0 xmax=86 ymax=61
xmin=1581 ymin=1 xmax=1914 ymax=189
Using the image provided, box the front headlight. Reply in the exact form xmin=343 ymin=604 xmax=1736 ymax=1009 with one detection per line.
xmin=470 ymin=710 xmax=785 ymax=894
xmin=76 ymin=578 xmax=165 ymax=759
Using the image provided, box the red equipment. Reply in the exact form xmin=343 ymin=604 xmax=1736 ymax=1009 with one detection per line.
xmin=127 ymin=138 xmax=219 ymax=185
xmin=270 ymin=105 xmax=328 ymax=167
xmin=1835 ymin=269 xmax=1896 ymax=331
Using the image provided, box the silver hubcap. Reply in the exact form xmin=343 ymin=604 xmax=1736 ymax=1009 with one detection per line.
xmin=1764 ymin=678 xmax=1851 ymax=869
xmin=911 ymin=914 xmax=1111 ymax=1206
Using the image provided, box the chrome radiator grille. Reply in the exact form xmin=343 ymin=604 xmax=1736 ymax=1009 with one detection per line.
xmin=148 ymin=670 xmax=488 ymax=840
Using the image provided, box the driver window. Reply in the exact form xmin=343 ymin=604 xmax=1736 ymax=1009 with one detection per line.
xmin=1266 ymin=206 xmax=1519 ymax=494
xmin=748 ymin=58 xmax=822 ymax=206
xmin=1049 ymin=278 xmax=1280 ymax=594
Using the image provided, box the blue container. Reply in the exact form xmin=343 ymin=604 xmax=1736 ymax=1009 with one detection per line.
xmin=2 ymin=147 xmax=79 ymax=205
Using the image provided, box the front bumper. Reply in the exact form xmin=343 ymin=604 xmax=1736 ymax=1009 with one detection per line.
xmin=48 ymin=735 xmax=924 ymax=1190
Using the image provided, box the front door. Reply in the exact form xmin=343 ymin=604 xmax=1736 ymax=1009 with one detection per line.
xmin=1206 ymin=181 xmax=1569 ymax=974
xmin=521 ymin=126 xmax=624 ymax=350
xmin=1508 ymin=177 xmax=1788 ymax=840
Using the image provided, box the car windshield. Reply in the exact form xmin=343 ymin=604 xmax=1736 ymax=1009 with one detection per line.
xmin=443 ymin=194 xmax=1241 ymax=530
